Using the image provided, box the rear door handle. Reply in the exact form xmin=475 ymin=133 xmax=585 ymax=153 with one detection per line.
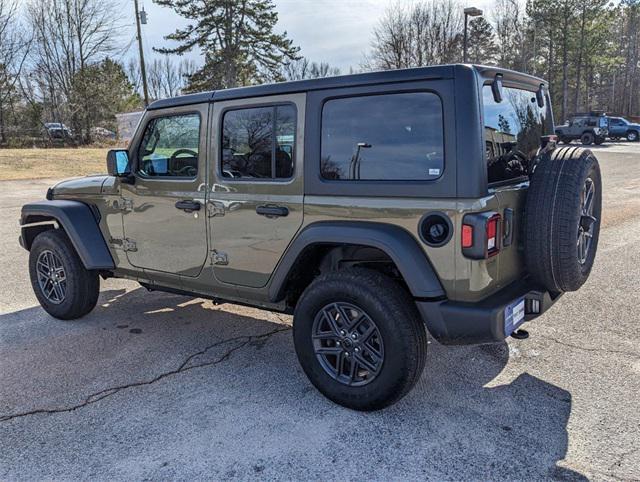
xmin=256 ymin=205 xmax=289 ymax=218
xmin=175 ymin=200 xmax=201 ymax=212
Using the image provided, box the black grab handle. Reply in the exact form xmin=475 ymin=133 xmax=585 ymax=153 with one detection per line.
xmin=256 ymin=205 xmax=289 ymax=218
xmin=175 ymin=200 xmax=201 ymax=212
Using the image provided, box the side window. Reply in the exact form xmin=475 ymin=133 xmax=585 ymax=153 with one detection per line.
xmin=221 ymin=104 xmax=295 ymax=180
xmin=137 ymin=113 xmax=200 ymax=178
xmin=320 ymin=92 xmax=444 ymax=181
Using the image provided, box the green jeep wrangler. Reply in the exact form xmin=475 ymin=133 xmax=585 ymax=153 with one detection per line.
xmin=19 ymin=65 xmax=602 ymax=410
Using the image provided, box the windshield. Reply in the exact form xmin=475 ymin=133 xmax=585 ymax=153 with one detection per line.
xmin=482 ymin=85 xmax=553 ymax=184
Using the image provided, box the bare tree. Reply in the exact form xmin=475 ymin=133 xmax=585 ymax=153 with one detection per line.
xmin=26 ymin=0 xmax=123 ymax=142
xmin=126 ymin=57 xmax=142 ymax=95
xmin=363 ymin=0 xmax=463 ymax=71
xmin=132 ymin=56 xmax=196 ymax=100
xmin=282 ymin=57 xmax=341 ymax=80
xmin=0 ymin=0 xmax=29 ymax=143
xmin=494 ymin=0 xmax=531 ymax=72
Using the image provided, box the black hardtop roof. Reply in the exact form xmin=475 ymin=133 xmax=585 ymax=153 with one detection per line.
xmin=571 ymin=111 xmax=607 ymax=117
xmin=147 ymin=64 xmax=546 ymax=110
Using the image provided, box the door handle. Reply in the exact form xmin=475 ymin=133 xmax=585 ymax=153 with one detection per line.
xmin=175 ymin=200 xmax=201 ymax=212
xmin=256 ymin=205 xmax=289 ymax=218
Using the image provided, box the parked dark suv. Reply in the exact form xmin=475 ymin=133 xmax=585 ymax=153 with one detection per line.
xmin=555 ymin=112 xmax=609 ymax=145
xmin=19 ymin=65 xmax=602 ymax=410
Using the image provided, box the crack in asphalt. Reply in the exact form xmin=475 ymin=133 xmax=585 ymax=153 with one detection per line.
xmin=0 ymin=326 xmax=291 ymax=423
xmin=539 ymin=334 xmax=639 ymax=358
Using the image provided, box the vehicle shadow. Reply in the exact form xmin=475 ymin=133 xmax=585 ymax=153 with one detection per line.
xmin=0 ymin=287 xmax=585 ymax=480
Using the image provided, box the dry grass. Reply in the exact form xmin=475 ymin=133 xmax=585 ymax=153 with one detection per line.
xmin=0 ymin=148 xmax=108 ymax=181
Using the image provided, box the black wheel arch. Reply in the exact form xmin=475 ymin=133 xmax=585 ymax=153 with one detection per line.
xmin=268 ymin=221 xmax=445 ymax=304
xmin=20 ymin=200 xmax=115 ymax=270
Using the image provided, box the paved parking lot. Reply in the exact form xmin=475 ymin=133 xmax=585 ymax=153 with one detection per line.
xmin=1 ymin=143 xmax=639 ymax=480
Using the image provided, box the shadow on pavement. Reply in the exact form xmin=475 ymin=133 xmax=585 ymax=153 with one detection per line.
xmin=0 ymin=287 xmax=586 ymax=480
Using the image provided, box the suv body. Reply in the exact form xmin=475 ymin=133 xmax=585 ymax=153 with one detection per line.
xmin=555 ymin=112 xmax=608 ymax=145
xmin=606 ymin=116 xmax=640 ymax=141
xmin=19 ymin=65 xmax=602 ymax=410
xmin=44 ymin=122 xmax=73 ymax=140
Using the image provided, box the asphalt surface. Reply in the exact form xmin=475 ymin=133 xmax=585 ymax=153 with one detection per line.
xmin=1 ymin=143 xmax=639 ymax=480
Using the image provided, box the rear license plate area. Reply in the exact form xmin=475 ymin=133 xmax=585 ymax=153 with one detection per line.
xmin=504 ymin=297 xmax=525 ymax=335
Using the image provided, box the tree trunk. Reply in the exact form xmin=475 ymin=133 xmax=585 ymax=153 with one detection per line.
xmin=561 ymin=15 xmax=569 ymax=120
xmin=0 ymin=102 xmax=6 ymax=145
xmin=574 ymin=7 xmax=587 ymax=113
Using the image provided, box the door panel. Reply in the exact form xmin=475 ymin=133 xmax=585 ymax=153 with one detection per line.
xmin=120 ymin=104 xmax=209 ymax=277
xmin=209 ymin=94 xmax=305 ymax=288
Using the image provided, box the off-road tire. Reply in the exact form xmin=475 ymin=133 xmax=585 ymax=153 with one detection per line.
xmin=594 ymin=136 xmax=605 ymax=145
xmin=29 ymin=229 xmax=100 ymax=320
xmin=525 ymin=147 xmax=602 ymax=293
xmin=581 ymin=132 xmax=594 ymax=145
xmin=627 ymin=130 xmax=639 ymax=142
xmin=293 ymin=268 xmax=427 ymax=411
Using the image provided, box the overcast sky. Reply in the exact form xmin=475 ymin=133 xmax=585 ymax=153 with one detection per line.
xmin=126 ymin=0 xmax=494 ymax=72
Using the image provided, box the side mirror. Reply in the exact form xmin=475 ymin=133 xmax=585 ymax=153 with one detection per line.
xmin=536 ymin=84 xmax=546 ymax=108
xmin=491 ymin=74 xmax=504 ymax=103
xmin=107 ymin=149 xmax=131 ymax=177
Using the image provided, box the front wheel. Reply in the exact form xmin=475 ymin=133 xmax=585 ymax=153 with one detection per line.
xmin=293 ymin=269 xmax=427 ymax=411
xmin=627 ymin=130 xmax=639 ymax=142
xmin=29 ymin=229 xmax=100 ymax=320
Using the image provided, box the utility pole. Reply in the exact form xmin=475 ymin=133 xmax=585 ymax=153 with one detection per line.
xmin=134 ymin=0 xmax=150 ymax=106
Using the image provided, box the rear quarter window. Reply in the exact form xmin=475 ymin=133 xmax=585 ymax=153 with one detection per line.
xmin=320 ymin=92 xmax=444 ymax=181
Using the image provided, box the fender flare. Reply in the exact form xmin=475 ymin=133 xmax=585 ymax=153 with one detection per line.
xmin=20 ymin=200 xmax=115 ymax=270
xmin=268 ymin=221 xmax=445 ymax=302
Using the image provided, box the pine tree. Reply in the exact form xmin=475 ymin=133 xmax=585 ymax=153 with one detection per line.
xmin=468 ymin=17 xmax=499 ymax=64
xmin=154 ymin=0 xmax=300 ymax=92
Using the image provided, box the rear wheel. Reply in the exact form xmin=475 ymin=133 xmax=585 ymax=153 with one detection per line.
xmin=29 ymin=229 xmax=100 ymax=320
xmin=594 ymin=136 xmax=605 ymax=145
xmin=293 ymin=269 xmax=427 ymax=411
xmin=581 ymin=132 xmax=594 ymax=145
xmin=627 ymin=130 xmax=639 ymax=142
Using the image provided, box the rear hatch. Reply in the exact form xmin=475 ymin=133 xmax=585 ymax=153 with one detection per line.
xmin=481 ymin=81 xmax=554 ymax=287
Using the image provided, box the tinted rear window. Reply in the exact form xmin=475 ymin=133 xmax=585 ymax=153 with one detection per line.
xmin=321 ymin=92 xmax=444 ymax=181
xmin=483 ymin=85 xmax=553 ymax=184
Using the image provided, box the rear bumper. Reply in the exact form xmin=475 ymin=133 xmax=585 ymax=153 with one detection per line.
xmin=416 ymin=280 xmax=562 ymax=345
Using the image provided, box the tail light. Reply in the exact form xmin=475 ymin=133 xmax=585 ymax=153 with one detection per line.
xmin=461 ymin=212 xmax=502 ymax=259
xmin=486 ymin=214 xmax=500 ymax=257
xmin=461 ymin=224 xmax=474 ymax=248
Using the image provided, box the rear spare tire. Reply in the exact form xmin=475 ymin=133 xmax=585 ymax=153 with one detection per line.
xmin=524 ymin=147 xmax=602 ymax=293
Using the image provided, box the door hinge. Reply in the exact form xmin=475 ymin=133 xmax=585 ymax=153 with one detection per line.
xmin=210 ymin=250 xmax=228 ymax=265
xmin=207 ymin=201 xmax=225 ymax=217
xmin=110 ymin=237 xmax=137 ymax=252
xmin=113 ymin=198 xmax=133 ymax=212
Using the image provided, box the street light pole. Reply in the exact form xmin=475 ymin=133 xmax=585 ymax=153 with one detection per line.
xmin=134 ymin=0 xmax=150 ymax=106
xmin=463 ymin=7 xmax=483 ymax=63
